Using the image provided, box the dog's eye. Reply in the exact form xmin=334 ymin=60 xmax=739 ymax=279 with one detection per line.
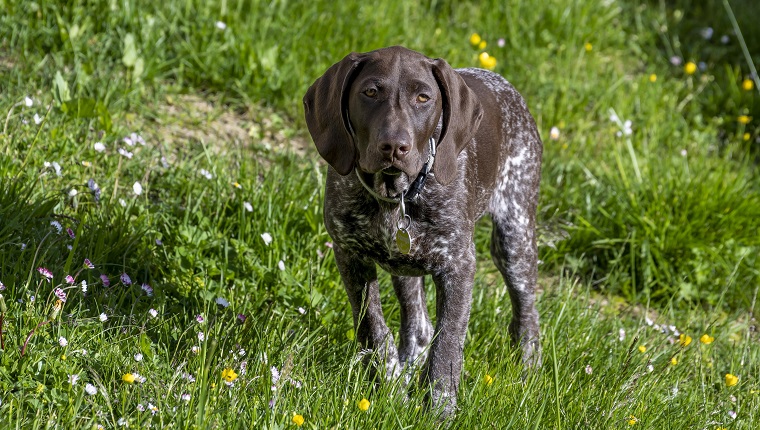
xmin=363 ymin=88 xmax=378 ymax=98
xmin=417 ymin=94 xmax=430 ymax=103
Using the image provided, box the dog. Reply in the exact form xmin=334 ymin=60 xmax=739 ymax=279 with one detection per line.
xmin=303 ymin=46 xmax=542 ymax=415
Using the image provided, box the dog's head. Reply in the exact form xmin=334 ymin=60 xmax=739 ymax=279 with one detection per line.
xmin=303 ymin=46 xmax=483 ymax=197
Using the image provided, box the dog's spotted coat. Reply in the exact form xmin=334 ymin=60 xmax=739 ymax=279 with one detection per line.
xmin=304 ymin=47 xmax=542 ymax=416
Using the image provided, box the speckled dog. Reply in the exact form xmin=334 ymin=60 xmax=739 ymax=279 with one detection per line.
xmin=303 ymin=46 xmax=542 ymax=416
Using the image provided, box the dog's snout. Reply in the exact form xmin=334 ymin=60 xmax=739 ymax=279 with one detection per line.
xmin=380 ymin=140 xmax=411 ymax=160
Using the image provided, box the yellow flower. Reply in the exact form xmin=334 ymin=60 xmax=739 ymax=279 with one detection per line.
xmin=627 ymin=415 xmax=638 ymax=425
xmin=469 ymin=33 xmax=482 ymax=47
xmin=357 ymin=397 xmax=370 ymax=411
xmin=699 ymin=334 xmax=714 ymax=344
xmin=679 ymin=334 xmax=692 ymax=347
xmin=292 ymin=414 xmax=305 ymax=426
xmin=738 ymin=115 xmax=751 ymax=124
xmin=584 ymin=42 xmax=593 ymax=52
xmin=725 ymin=373 xmax=738 ymax=387
xmin=478 ymin=52 xmax=497 ymax=70
xmin=638 ymin=345 xmax=647 ymax=353
xmin=232 ymin=181 xmax=242 ymax=189
xmin=742 ymin=79 xmax=754 ymax=91
xmin=484 ymin=374 xmax=494 ymax=385
xmin=61 ymin=354 xmax=66 ymax=361
xmin=478 ymin=40 xmax=487 ymax=50
xmin=222 ymin=368 xmax=238 ymax=383
xmin=649 ymin=74 xmax=657 ymax=83
xmin=670 ymin=357 xmax=678 ymax=366
xmin=684 ymin=62 xmax=697 ymax=75
xmin=744 ymin=132 xmax=751 ymax=141
xmin=122 ymin=373 xmax=135 ymax=384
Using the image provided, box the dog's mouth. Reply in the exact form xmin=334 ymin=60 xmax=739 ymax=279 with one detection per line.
xmin=382 ymin=166 xmax=403 ymax=176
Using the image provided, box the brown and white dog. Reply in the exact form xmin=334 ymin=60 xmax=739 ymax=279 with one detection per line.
xmin=303 ymin=46 xmax=542 ymax=415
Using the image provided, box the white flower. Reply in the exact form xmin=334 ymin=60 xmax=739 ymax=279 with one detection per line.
xmin=278 ymin=260 xmax=285 ymax=271
xmin=148 ymin=308 xmax=158 ymax=318
xmin=99 ymin=313 xmax=107 ymax=322
xmin=119 ymin=198 xmax=127 ymax=207
xmin=132 ymin=182 xmax=143 ymax=196
xmin=700 ymin=27 xmax=714 ymax=40
xmin=68 ymin=374 xmax=80 ymax=385
xmin=199 ymin=169 xmax=213 ymax=179
xmin=133 ymin=373 xmax=146 ymax=383
xmin=181 ymin=393 xmax=191 ymax=402
xmin=85 ymin=383 xmax=97 ymax=395
xmin=94 ymin=142 xmax=106 ymax=152
xmin=244 ymin=201 xmax=253 ymax=212
xmin=136 ymin=403 xmax=145 ymax=412
xmin=549 ymin=126 xmax=560 ymax=140
xmin=51 ymin=162 xmax=62 ymax=176
xmin=645 ymin=316 xmax=653 ymax=326
xmin=198 ymin=332 xmax=205 ymax=342
xmin=680 ymin=149 xmax=687 ymax=157
xmin=609 ymin=112 xmax=620 ymax=123
xmin=261 ymin=232 xmax=273 ymax=245
xmin=51 ymin=220 xmax=63 ymax=233
xmin=298 ymin=307 xmax=306 ymax=315
xmin=117 ymin=418 xmax=127 ymax=427
xmin=728 ymin=410 xmax=737 ymax=419
xmin=621 ymin=120 xmax=632 ymax=136
xmin=271 ymin=366 xmax=281 ymax=385
xmin=81 ymin=280 xmax=88 ymax=293
xmin=584 ymin=365 xmax=593 ymax=375
xmin=134 ymin=353 xmax=143 ymax=362
xmin=646 ymin=364 xmax=654 ymax=373
xmin=618 ymin=328 xmax=626 ymax=341
xmin=191 ymin=346 xmax=200 ymax=354
xmin=59 ymin=336 xmax=68 ymax=347
xmin=69 ymin=188 xmax=78 ymax=197
xmin=215 ymin=297 xmax=230 ymax=308
xmin=118 ymin=148 xmax=133 ymax=159
xmin=33 ymin=114 xmax=42 ymax=125
xmin=215 ymin=21 xmax=227 ymax=30
xmin=24 ymin=96 xmax=33 ymax=107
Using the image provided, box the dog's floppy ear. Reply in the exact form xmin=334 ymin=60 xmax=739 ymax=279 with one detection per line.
xmin=430 ymin=59 xmax=483 ymax=185
xmin=303 ymin=53 xmax=365 ymax=175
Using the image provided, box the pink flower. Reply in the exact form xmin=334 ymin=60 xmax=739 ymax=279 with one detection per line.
xmin=237 ymin=314 xmax=247 ymax=324
xmin=100 ymin=274 xmax=110 ymax=287
xmin=37 ymin=267 xmax=54 ymax=281
xmin=65 ymin=275 xmax=75 ymax=284
xmin=84 ymin=259 xmax=95 ymax=269
xmin=120 ymin=273 xmax=132 ymax=285
xmin=66 ymin=228 xmax=75 ymax=239
xmin=54 ymin=288 xmax=67 ymax=302
xmin=141 ymin=283 xmax=153 ymax=296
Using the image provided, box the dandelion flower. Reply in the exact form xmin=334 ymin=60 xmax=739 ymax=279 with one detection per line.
xmin=478 ymin=40 xmax=486 ymax=50
xmin=742 ymin=79 xmax=754 ymax=91
xmin=122 ymin=373 xmax=135 ymax=384
xmin=85 ymin=383 xmax=97 ymax=395
xmin=584 ymin=42 xmax=593 ymax=52
xmin=222 ymin=368 xmax=238 ymax=383
xmin=638 ymin=345 xmax=646 ymax=353
xmin=292 ymin=414 xmax=305 ymax=426
xmin=469 ymin=33 xmax=482 ymax=47
xmin=670 ymin=357 xmax=678 ymax=366
xmin=744 ymin=133 xmax=751 ymax=141
xmin=627 ymin=415 xmax=637 ymax=425
xmin=738 ymin=115 xmax=751 ymax=124
xmin=679 ymin=334 xmax=692 ymax=347
xmin=684 ymin=62 xmax=697 ymax=75
xmin=261 ymin=232 xmax=273 ymax=245
xmin=699 ymin=334 xmax=714 ymax=344
xmin=649 ymin=74 xmax=657 ymax=83
xmin=478 ymin=52 xmax=497 ymax=70
xmin=725 ymin=373 xmax=738 ymax=387
xmin=484 ymin=374 xmax=494 ymax=385
xmin=357 ymin=398 xmax=370 ymax=411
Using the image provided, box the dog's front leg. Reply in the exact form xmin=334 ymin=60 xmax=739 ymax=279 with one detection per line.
xmin=334 ymin=245 xmax=401 ymax=380
xmin=424 ymin=255 xmax=476 ymax=417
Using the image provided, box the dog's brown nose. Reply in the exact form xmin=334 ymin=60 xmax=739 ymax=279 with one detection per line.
xmin=380 ymin=141 xmax=411 ymax=160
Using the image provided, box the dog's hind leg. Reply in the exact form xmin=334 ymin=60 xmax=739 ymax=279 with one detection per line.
xmin=392 ymin=275 xmax=433 ymax=383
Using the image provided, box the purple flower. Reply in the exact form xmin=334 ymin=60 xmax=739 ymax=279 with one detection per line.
xmin=0 ymin=280 xmax=5 ymax=291
xmin=100 ymin=274 xmax=110 ymax=287
xmin=120 ymin=273 xmax=132 ymax=286
xmin=669 ymin=56 xmax=682 ymax=66
xmin=141 ymin=283 xmax=153 ymax=296
xmin=65 ymin=275 xmax=75 ymax=284
xmin=237 ymin=314 xmax=247 ymax=324
xmin=37 ymin=267 xmax=54 ymax=281
xmin=66 ymin=228 xmax=75 ymax=239
xmin=54 ymin=288 xmax=67 ymax=302
xmin=84 ymin=259 xmax=95 ymax=269
xmin=196 ymin=314 xmax=205 ymax=324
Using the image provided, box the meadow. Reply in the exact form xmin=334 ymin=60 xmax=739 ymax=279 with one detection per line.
xmin=0 ymin=0 xmax=759 ymax=428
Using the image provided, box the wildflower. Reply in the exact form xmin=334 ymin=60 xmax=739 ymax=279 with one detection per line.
xmin=183 ymin=372 xmax=196 ymax=382
xmin=85 ymin=383 xmax=97 ymax=395
xmin=0 ymin=280 xmax=4 ymax=291
xmin=261 ymin=232 xmax=273 ymax=245
xmin=278 ymin=260 xmax=286 ymax=271
xmin=627 ymin=415 xmax=638 ymax=425
xmin=584 ymin=42 xmax=593 ymax=52
xmin=199 ymin=169 xmax=213 ymax=180
xmin=148 ymin=403 xmax=158 ymax=415
xmin=149 ymin=308 xmax=158 ymax=318
xmin=119 ymin=199 xmax=127 ymax=207
xmin=222 ymin=368 xmax=238 ymax=383
xmin=271 ymin=366 xmax=281 ymax=386
xmin=618 ymin=328 xmax=626 ymax=341
xmin=725 ymin=373 xmax=738 ymax=387
xmin=244 ymin=201 xmax=253 ymax=212
xmin=59 ymin=337 xmax=68 ymax=347
xmin=616 ymin=120 xmax=632 ymax=137
xmin=215 ymin=297 xmax=230 ymax=308
xmin=670 ymin=357 xmax=678 ymax=366
xmin=133 ymin=373 xmax=146 ymax=383
xmin=33 ymin=113 xmax=42 ymax=125
xmin=292 ymin=414 xmax=305 ymax=426
xmin=120 ymin=273 xmax=132 ymax=286
xmin=65 ymin=275 xmax=75 ymax=284
xmin=141 ymin=283 xmax=153 ymax=296
xmin=497 ymin=38 xmax=505 ymax=48
xmin=699 ymin=334 xmax=714 ymax=344
xmin=100 ymin=274 xmax=110 ymax=287
xmin=670 ymin=56 xmax=682 ymax=66
xmin=48 ymin=300 xmax=62 ymax=319
xmin=132 ymin=182 xmax=142 ymax=196
xmin=84 ymin=258 xmax=95 ymax=269
xmin=357 ymin=398 xmax=371 ymax=411
xmin=54 ymin=288 xmax=67 ymax=302
xmin=117 ymin=148 xmax=133 ymax=159
xmin=232 ymin=181 xmax=242 ymax=189
xmin=298 ymin=307 xmax=306 ymax=315
xmin=122 ymin=373 xmax=135 ymax=384
xmin=215 ymin=21 xmax=227 ymax=30
xmin=484 ymin=374 xmax=494 ymax=385
xmin=134 ymin=353 xmax=143 ymax=362
xmin=638 ymin=345 xmax=646 ymax=353
xmin=198 ymin=331 xmax=205 ymax=341
xmin=700 ymin=27 xmax=714 ymax=40
xmin=744 ymin=133 xmax=751 ymax=141
xmin=646 ymin=364 xmax=654 ymax=373
xmin=99 ymin=313 xmax=108 ymax=322
xmin=181 ymin=393 xmax=191 ymax=402
xmin=684 ymin=62 xmax=697 ymax=75
xmin=469 ymin=33 xmax=482 ymax=47
xmin=649 ymin=74 xmax=657 ymax=83
xmin=136 ymin=404 xmax=145 ymax=412
xmin=191 ymin=346 xmax=200 ymax=354
xmin=728 ymin=410 xmax=737 ymax=419
xmin=738 ymin=115 xmax=751 ymax=124
xmin=94 ymin=142 xmax=106 ymax=152
xmin=742 ymin=79 xmax=754 ymax=91
xmin=117 ymin=418 xmax=127 ymax=427
xmin=196 ymin=314 xmax=205 ymax=323
xmin=478 ymin=52 xmax=497 ymax=70
xmin=68 ymin=374 xmax=80 ymax=385
xmin=24 ymin=96 xmax=33 ymax=107
xmin=237 ymin=313 xmax=247 ymax=324
xmin=679 ymin=334 xmax=692 ymax=347
xmin=66 ymin=226 xmax=76 ymax=237
xmin=721 ymin=35 xmax=730 ymax=44
xmin=549 ymin=126 xmax=560 ymax=140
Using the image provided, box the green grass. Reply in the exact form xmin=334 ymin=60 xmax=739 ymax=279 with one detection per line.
xmin=1 ymin=0 xmax=759 ymax=428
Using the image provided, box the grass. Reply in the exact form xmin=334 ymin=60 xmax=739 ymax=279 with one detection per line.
xmin=0 ymin=0 xmax=759 ymax=428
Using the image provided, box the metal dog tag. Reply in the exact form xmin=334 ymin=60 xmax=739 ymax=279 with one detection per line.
xmin=396 ymin=226 xmax=412 ymax=255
